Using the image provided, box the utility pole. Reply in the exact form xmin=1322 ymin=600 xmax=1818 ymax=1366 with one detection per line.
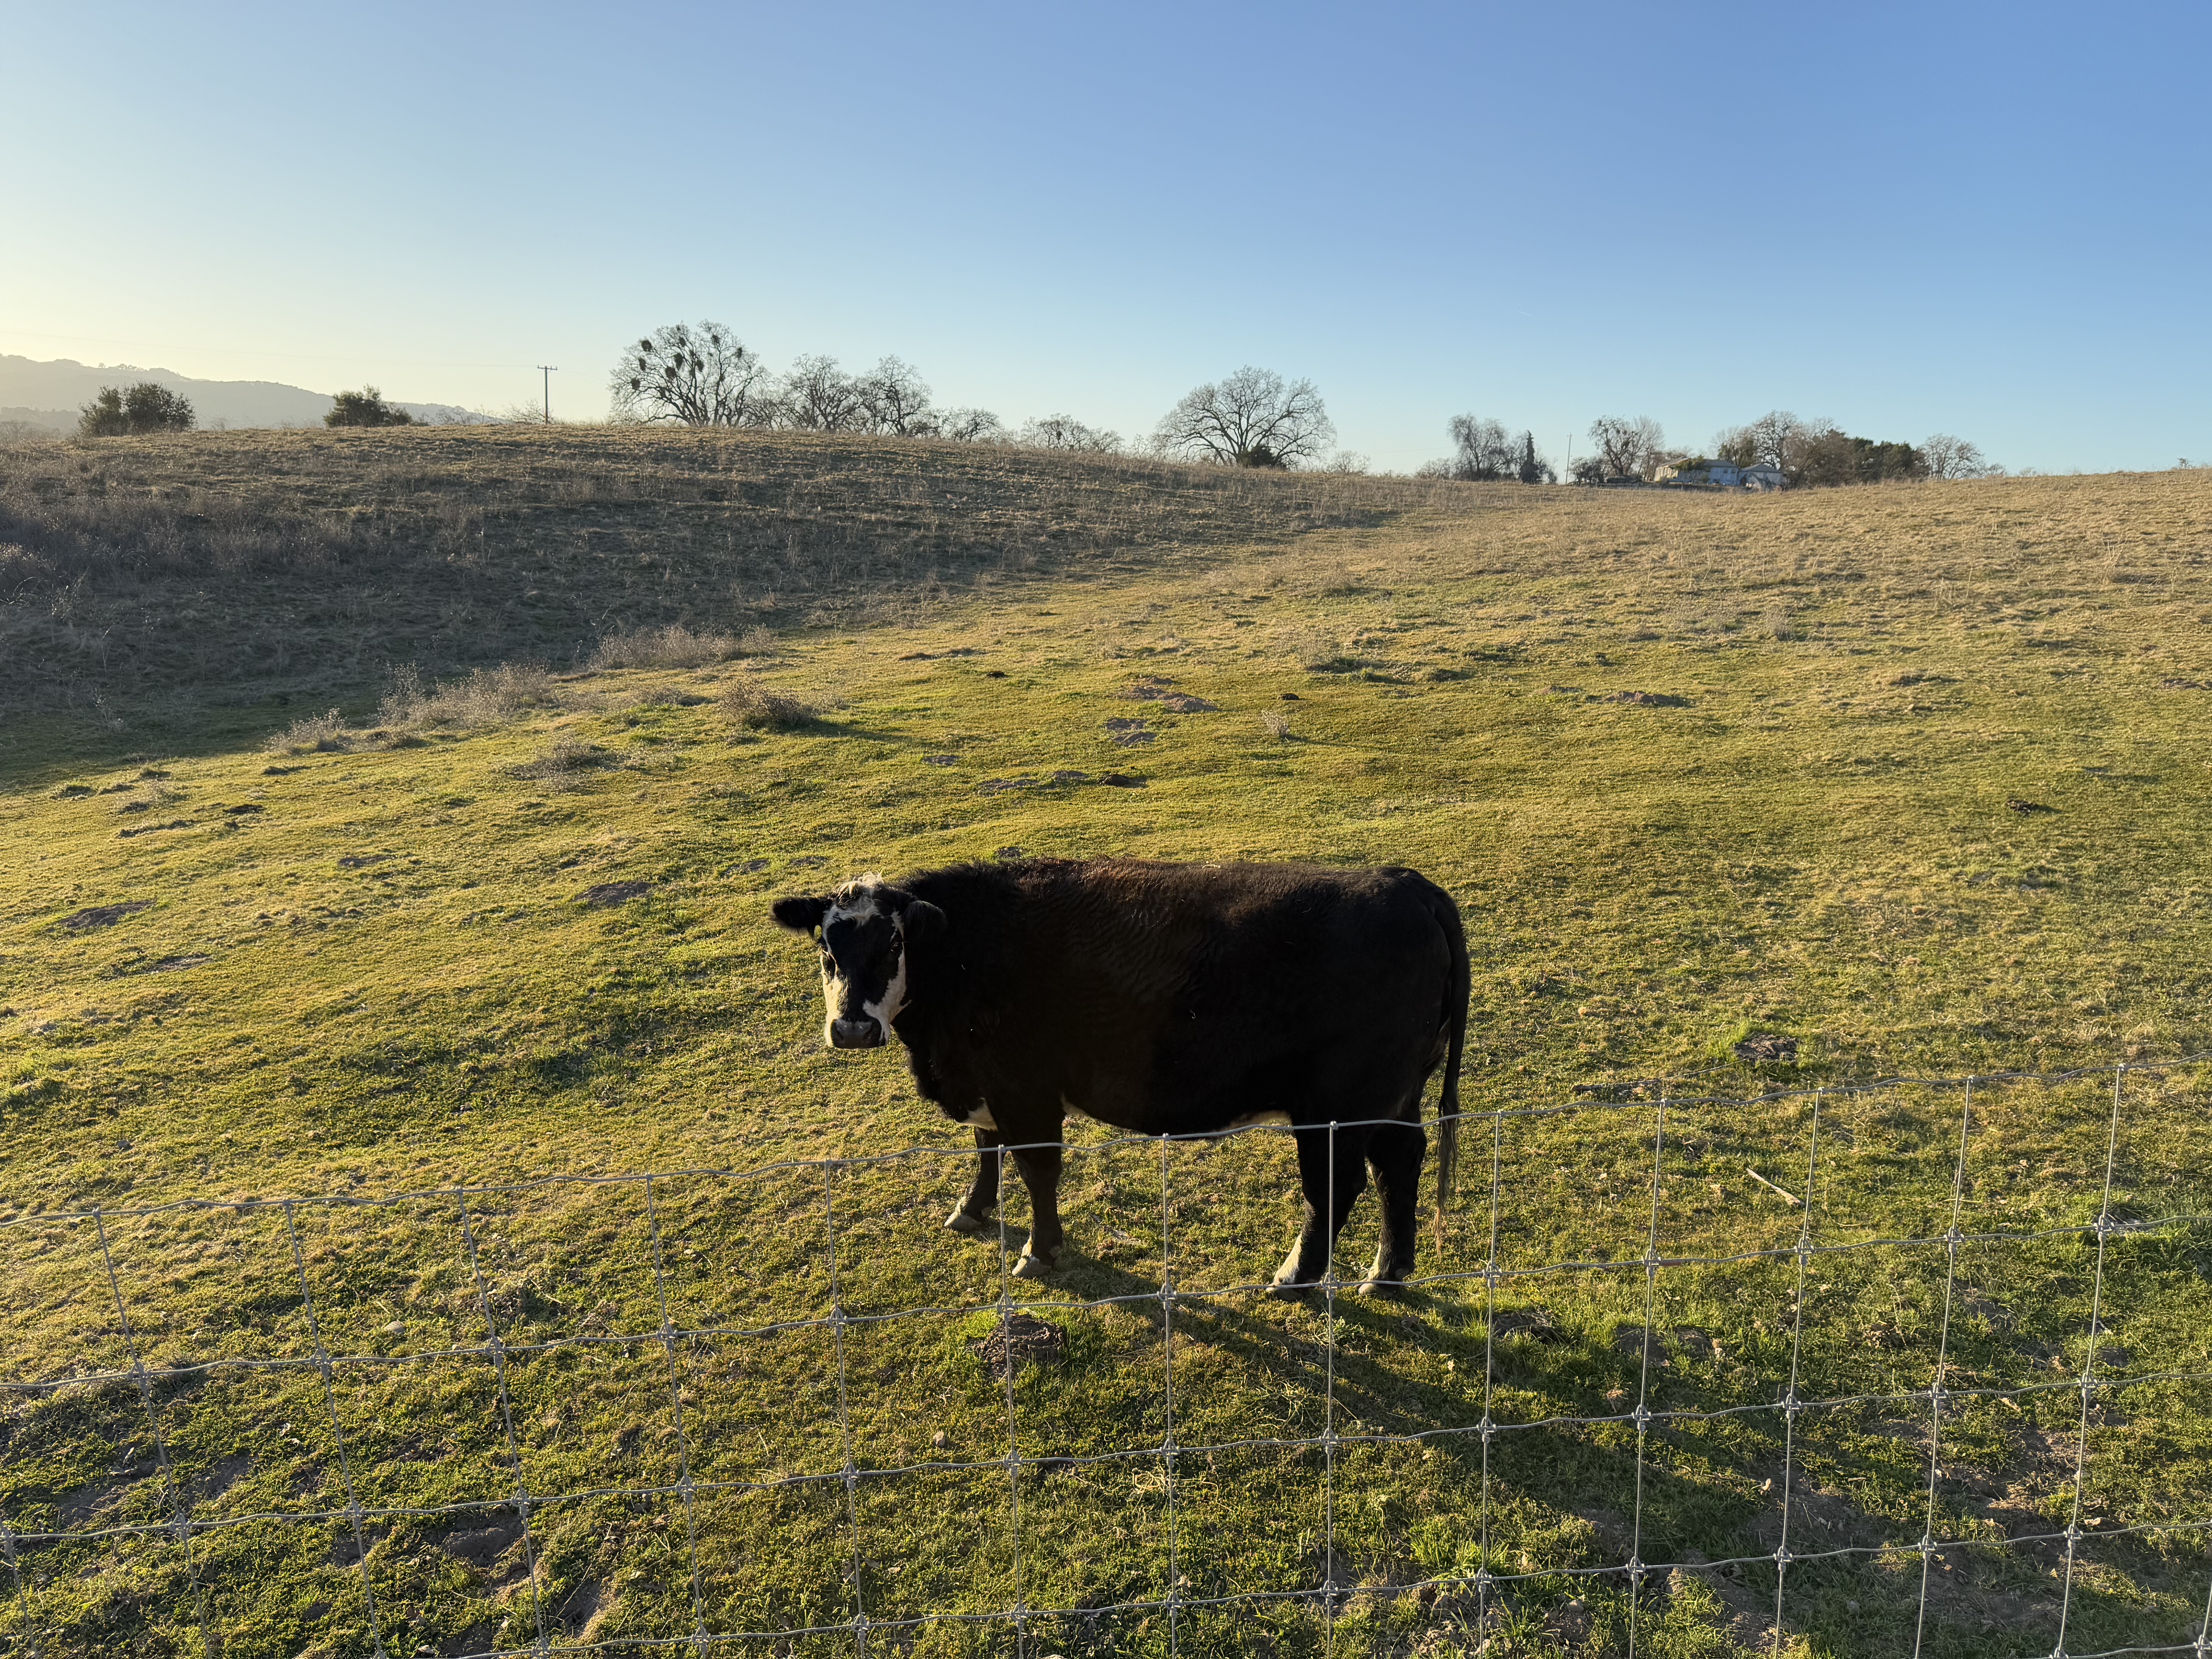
xmin=536 ymin=366 xmax=558 ymax=424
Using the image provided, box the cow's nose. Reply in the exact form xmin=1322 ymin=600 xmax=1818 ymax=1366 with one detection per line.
xmin=830 ymin=1018 xmax=883 ymax=1049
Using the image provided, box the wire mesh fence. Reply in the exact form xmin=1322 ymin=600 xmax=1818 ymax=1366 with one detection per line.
xmin=3 ymin=1060 xmax=2209 ymax=1658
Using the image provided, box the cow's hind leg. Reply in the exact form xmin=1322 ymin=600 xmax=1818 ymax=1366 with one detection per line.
xmin=1010 ymin=1139 xmax=1065 ymax=1278
xmin=945 ymin=1128 xmax=1004 ymax=1235
xmin=1356 ymin=1119 xmax=1426 ymax=1296
xmin=1271 ymin=1124 xmax=1371 ymax=1294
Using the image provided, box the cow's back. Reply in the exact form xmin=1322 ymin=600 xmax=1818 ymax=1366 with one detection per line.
xmin=907 ymin=859 xmax=1458 ymax=1134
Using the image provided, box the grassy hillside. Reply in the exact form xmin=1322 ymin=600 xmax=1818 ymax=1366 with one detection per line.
xmin=0 ymin=426 xmax=1460 ymax=780
xmin=2 ymin=432 xmax=2209 ymax=1657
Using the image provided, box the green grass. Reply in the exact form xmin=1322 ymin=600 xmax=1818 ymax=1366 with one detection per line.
xmin=2 ymin=433 xmax=2210 ymax=1656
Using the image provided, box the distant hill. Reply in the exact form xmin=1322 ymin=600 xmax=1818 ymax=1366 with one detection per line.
xmin=0 ymin=354 xmax=487 ymax=431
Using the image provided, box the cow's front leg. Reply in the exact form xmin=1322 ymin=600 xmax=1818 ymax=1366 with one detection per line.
xmin=1010 ymin=1139 xmax=1065 ymax=1278
xmin=944 ymin=1128 xmax=1004 ymax=1235
xmin=1271 ymin=1124 xmax=1371 ymax=1295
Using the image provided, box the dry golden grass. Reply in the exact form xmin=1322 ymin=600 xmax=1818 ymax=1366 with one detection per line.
xmin=0 ymin=424 xmax=1468 ymax=777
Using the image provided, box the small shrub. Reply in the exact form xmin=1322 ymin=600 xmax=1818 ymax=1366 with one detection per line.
xmin=371 ymin=661 xmax=556 ymax=733
xmin=1260 ymin=709 xmax=1291 ymax=741
xmin=78 ymin=383 xmax=194 ymax=438
xmin=723 ymin=680 xmax=816 ymax=730
xmin=326 ymin=388 xmax=417 ymax=428
xmin=264 ymin=709 xmax=352 ymax=754
xmin=378 ymin=663 xmax=429 ymax=726
xmin=592 ymin=623 xmax=740 ymax=670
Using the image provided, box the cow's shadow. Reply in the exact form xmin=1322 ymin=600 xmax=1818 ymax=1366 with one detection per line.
xmin=960 ymin=1226 xmax=1767 ymax=1579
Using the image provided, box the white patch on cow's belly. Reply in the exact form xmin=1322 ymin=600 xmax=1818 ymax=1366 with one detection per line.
xmin=962 ymin=1104 xmax=999 ymax=1131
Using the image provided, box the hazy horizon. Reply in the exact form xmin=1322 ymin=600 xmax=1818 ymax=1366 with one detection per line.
xmin=5 ymin=2 xmax=2207 ymax=472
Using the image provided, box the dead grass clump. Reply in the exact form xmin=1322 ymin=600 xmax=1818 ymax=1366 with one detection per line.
xmin=510 ymin=738 xmax=612 ymax=787
xmin=722 ymin=680 xmax=817 ymax=731
xmin=1291 ymin=630 xmax=1360 ymax=673
xmin=264 ymin=709 xmax=352 ymax=754
xmin=1260 ymin=709 xmax=1292 ymax=741
xmin=381 ymin=662 xmax=554 ymax=729
xmin=593 ymin=623 xmax=771 ymax=670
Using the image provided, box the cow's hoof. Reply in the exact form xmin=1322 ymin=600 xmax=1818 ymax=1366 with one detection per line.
xmin=1268 ymin=1273 xmax=1319 ymax=1299
xmin=1353 ymin=1275 xmax=1408 ymax=1300
xmin=1011 ymin=1250 xmax=1056 ymax=1279
xmin=943 ymin=1206 xmax=990 ymax=1235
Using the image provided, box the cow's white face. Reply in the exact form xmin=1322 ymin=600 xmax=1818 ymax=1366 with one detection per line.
xmin=771 ymin=878 xmax=942 ymax=1050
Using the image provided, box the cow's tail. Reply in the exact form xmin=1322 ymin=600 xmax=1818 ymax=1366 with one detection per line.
xmin=1421 ymin=879 xmax=1471 ymax=1231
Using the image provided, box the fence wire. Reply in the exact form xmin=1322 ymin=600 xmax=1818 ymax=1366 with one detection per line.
xmin=2 ymin=1059 xmax=2209 ymax=1658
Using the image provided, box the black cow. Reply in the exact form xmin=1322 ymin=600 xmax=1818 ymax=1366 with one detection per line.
xmin=771 ymin=858 xmax=1468 ymax=1292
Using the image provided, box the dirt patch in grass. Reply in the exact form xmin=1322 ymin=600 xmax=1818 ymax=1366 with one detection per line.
xmin=58 ymin=900 xmax=151 ymax=931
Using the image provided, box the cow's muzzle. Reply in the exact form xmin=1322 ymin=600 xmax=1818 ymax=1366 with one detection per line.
xmin=829 ymin=1018 xmax=884 ymax=1050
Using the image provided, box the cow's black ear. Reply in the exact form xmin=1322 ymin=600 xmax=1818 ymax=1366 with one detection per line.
xmin=902 ymin=899 xmax=946 ymax=941
xmin=771 ymin=894 xmax=831 ymax=934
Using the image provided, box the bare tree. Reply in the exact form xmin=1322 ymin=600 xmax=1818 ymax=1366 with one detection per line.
xmin=1444 ymin=415 xmax=1516 ymax=480
xmin=1154 ymin=367 xmax=1333 ymax=468
xmin=1589 ymin=415 xmax=1666 ymax=479
xmin=852 ymin=357 xmax=935 ymax=436
xmin=1715 ymin=410 xmax=1818 ymax=473
xmin=609 ymin=321 xmax=771 ymax=426
xmin=1016 ymin=414 xmax=1123 ymax=454
xmin=776 ymin=356 xmax=864 ymax=431
xmin=932 ymin=407 xmax=1004 ymax=443
xmin=1920 ymin=433 xmax=1992 ymax=479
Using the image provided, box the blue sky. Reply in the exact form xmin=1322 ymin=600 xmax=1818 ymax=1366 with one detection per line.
xmin=4 ymin=1 xmax=2206 ymax=472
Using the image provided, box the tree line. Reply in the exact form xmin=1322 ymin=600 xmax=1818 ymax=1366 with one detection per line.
xmin=1710 ymin=410 xmax=1994 ymax=485
xmin=64 ymin=324 xmax=2000 ymax=492
xmin=1422 ymin=409 xmax=1997 ymax=488
xmin=610 ymin=321 xmax=1338 ymax=469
